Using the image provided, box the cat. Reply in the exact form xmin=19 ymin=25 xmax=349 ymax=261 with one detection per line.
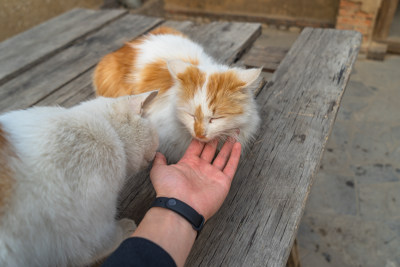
xmin=93 ymin=26 xmax=261 ymax=163
xmin=0 ymin=91 xmax=158 ymax=267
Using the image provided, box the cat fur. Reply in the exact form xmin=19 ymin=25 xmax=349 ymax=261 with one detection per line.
xmin=94 ymin=26 xmax=261 ymax=162
xmin=0 ymin=92 xmax=158 ymax=266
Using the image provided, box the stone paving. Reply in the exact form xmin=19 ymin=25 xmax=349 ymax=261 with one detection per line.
xmin=297 ymin=54 xmax=400 ymax=267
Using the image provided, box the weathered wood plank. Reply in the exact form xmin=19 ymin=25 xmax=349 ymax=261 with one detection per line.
xmin=237 ymin=28 xmax=299 ymax=73
xmin=117 ymin=20 xmax=262 ymax=220
xmin=0 ymin=15 xmax=163 ymax=112
xmin=241 ymin=46 xmax=289 ymax=72
xmin=0 ymin=8 xmax=127 ymax=85
xmin=36 ymin=69 xmax=96 ymax=108
xmin=186 ymin=28 xmax=361 ymax=267
xmin=163 ymin=20 xmax=262 ymax=64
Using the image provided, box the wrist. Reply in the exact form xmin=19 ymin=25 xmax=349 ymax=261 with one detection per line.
xmin=148 ymin=207 xmax=196 ymax=234
xmin=132 ymin=207 xmax=197 ymax=241
xmin=132 ymin=207 xmax=196 ymax=267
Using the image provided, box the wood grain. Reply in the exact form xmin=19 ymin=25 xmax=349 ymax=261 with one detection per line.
xmin=0 ymin=8 xmax=127 ymax=86
xmin=241 ymin=46 xmax=289 ymax=72
xmin=185 ymin=28 xmax=361 ymax=267
xmin=163 ymin=20 xmax=262 ymax=64
xmin=35 ymin=69 xmax=96 ymax=108
xmin=0 ymin=15 xmax=163 ymax=112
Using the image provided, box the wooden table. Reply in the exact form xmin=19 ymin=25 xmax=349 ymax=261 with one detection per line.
xmin=0 ymin=8 xmax=361 ymax=267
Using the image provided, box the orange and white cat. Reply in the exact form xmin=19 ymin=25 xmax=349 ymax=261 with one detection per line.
xmin=94 ymin=27 xmax=261 ymax=162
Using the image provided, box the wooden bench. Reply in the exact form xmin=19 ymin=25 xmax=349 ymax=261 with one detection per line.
xmin=0 ymin=8 xmax=361 ymax=267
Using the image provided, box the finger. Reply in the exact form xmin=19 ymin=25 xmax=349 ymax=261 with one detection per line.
xmin=213 ymin=137 xmax=236 ymax=170
xmin=182 ymin=139 xmax=205 ymax=158
xmin=153 ymin=152 xmax=167 ymax=167
xmin=223 ymin=142 xmax=242 ymax=179
xmin=200 ymin=139 xmax=218 ymax=163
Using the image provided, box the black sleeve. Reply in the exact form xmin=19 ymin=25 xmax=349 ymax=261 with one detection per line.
xmin=102 ymin=237 xmax=177 ymax=267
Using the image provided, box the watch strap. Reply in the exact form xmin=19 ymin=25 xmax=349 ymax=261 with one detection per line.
xmin=151 ymin=197 xmax=205 ymax=232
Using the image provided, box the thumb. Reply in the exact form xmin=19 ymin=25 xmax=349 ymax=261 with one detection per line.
xmin=153 ymin=152 xmax=167 ymax=167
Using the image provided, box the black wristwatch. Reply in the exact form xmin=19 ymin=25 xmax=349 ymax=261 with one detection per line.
xmin=151 ymin=197 xmax=205 ymax=232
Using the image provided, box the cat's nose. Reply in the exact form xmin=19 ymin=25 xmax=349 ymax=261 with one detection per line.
xmin=194 ymin=126 xmax=206 ymax=140
xmin=196 ymin=134 xmax=206 ymax=139
xmin=195 ymin=134 xmax=210 ymax=142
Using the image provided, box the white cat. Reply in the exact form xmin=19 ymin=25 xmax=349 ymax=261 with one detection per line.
xmin=0 ymin=92 xmax=158 ymax=266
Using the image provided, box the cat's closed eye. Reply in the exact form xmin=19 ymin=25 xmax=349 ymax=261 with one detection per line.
xmin=209 ymin=117 xmax=225 ymax=123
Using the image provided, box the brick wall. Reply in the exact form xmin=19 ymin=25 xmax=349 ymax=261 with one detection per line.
xmin=336 ymin=0 xmax=380 ymax=51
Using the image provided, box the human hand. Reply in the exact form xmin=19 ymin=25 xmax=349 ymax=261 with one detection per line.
xmin=150 ymin=138 xmax=241 ymax=221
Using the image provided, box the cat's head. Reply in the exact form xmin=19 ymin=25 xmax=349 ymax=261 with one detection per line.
xmin=167 ymin=60 xmax=261 ymax=142
xmin=102 ymin=91 xmax=159 ymax=172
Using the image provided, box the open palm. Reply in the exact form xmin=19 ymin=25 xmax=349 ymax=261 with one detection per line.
xmin=150 ymin=138 xmax=241 ymax=221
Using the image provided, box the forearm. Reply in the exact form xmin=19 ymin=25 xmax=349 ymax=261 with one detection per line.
xmin=131 ymin=207 xmax=197 ymax=267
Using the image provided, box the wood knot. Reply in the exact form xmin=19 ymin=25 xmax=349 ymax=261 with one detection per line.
xmin=291 ymin=134 xmax=306 ymax=143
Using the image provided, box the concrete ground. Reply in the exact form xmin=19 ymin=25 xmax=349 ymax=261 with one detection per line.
xmin=297 ymin=54 xmax=400 ymax=267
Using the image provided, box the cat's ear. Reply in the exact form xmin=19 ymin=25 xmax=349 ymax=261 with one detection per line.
xmin=236 ymin=68 xmax=262 ymax=87
xmin=166 ymin=60 xmax=191 ymax=78
xmin=128 ymin=90 xmax=158 ymax=115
